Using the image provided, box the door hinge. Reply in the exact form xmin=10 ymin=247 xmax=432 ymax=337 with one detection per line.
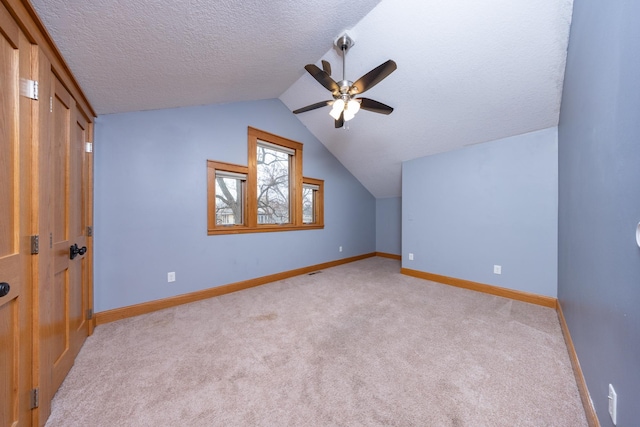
xmin=30 ymin=235 xmax=39 ymax=254
xmin=30 ymin=388 xmax=39 ymax=409
xmin=85 ymin=142 xmax=93 ymax=153
xmin=50 ymin=96 xmax=53 ymax=112
xmin=20 ymin=79 xmax=39 ymax=100
xmin=87 ymin=226 xmax=93 ymax=237
xmin=87 ymin=308 xmax=93 ymax=320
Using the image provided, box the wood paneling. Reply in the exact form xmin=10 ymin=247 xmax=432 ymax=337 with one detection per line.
xmin=0 ymin=300 xmax=19 ymax=426
xmin=69 ymin=106 xmax=89 ymax=346
xmin=84 ymin=119 xmax=94 ymax=336
xmin=1 ymin=2 xmax=95 ymax=425
xmin=52 ymin=87 xmax=69 ymax=243
xmin=31 ymin=42 xmax=53 ymax=427
xmin=95 ymin=253 xmax=377 ymax=325
xmin=0 ymin=9 xmax=16 ymax=259
xmin=1 ymin=0 xmax=95 ymax=118
xmin=37 ymin=74 xmax=91 ymax=423
xmin=0 ymin=4 xmax=34 ymax=424
xmin=401 ymin=268 xmax=558 ymax=308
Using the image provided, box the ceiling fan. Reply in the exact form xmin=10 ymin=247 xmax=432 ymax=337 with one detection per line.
xmin=293 ymin=34 xmax=397 ymax=128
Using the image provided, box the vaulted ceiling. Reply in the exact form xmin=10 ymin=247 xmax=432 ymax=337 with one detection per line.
xmin=31 ymin=0 xmax=574 ymax=198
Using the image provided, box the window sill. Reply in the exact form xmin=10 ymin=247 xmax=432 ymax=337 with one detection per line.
xmin=208 ymin=225 xmax=324 ymax=235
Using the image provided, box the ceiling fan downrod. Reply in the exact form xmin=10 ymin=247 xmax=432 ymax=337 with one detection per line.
xmin=335 ymin=34 xmax=354 ymax=94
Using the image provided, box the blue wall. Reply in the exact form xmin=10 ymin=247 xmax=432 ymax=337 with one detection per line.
xmin=94 ymin=99 xmax=375 ymax=312
xmin=375 ymin=197 xmax=401 ymax=255
xmin=402 ymin=127 xmax=558 ymax=297
xmin=558 ymin=1 xmax=640 ymax=425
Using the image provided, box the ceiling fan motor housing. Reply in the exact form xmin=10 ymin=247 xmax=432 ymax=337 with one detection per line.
xmin=337 ymin=80 xmax=353 ymax=95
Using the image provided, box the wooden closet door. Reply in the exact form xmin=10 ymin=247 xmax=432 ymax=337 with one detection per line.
xmin=0 ymin=3 xmax=34 ymax=426
xmin=37 ymin=73 xmax=91 ymax=423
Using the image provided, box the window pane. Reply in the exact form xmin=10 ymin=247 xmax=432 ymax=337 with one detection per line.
xmin=303 ymin=186 xmax=315 ymax=224
xmin=257 ymin=145 xmax=290 ymax=224
xmin=216 ymin=177 xmax=243 ymax=225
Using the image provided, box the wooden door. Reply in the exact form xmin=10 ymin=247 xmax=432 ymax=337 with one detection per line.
xmin=0 ymin=3 xmax=34 ymax=426
xmin=37 ymin=73 xmax=91 ymax=423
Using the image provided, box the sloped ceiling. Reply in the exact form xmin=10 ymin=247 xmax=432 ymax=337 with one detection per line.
xmin=30 ymin=0 xmax=382 ymax=113
xmin=30 ymin=0 xmax=574 ymax=198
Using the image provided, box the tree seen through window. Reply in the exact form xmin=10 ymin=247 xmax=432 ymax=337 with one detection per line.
xmin=256 ymin=144 xmax=290 ymax=223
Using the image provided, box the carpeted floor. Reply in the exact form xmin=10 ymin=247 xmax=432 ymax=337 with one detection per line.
xmin=46 ymin=257 xmax=587 ymax=426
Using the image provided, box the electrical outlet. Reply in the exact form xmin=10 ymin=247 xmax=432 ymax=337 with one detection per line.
xmin=168 ymin=272 xmax=175 ymax=282
xmin=493 ymin=265 xmax=502 ymax=275
xmin=608 ymin=384 xmax=617 ymax=425
xmin=339 ymin=246 xmax=343 ymax=252
xmin=409 ymin=253 xmax=414 ymax=261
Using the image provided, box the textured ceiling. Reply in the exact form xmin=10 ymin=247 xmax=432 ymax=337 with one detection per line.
xmin=30 ymin=0 xmax=382 ymax=114
xmin=31 ymin=0 xmax=574 ymax=198
xmin=280 ymin=0 xmax=574 ymax=197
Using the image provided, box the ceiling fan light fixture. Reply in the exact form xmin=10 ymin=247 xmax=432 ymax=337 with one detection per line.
xmin=329 ymin=99 xmax=345 ymax=120
xmin=294 ymin=34 xmax=396 ymax=128
xmin=343 ymin=109 xmax=355 ymax=122
xmin=347 ymin=99 xmax=360 ymax=114
xmin=343 ymin=99 xmax=361 ymax=122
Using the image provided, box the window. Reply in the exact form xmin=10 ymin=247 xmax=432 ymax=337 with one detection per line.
xmin=215 ymin=171 xmax=246 ymax=225
xmin=207 ymin=127 xmax=324 ymax=234
xmin=207 ymin=161 xmax=248 ymax=230
xmin=257 ymin=141 xmax=293 ymax=224
xmin=303 ymin=185 xmax=315 ymax=224
xmin=302 ymin=179 xmax=323 ymax=225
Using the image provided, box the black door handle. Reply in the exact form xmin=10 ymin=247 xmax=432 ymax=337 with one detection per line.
xmin=0 ymin=282 xmax=9 ymax=297
xmin=70 ymin=244 xmax=87 ymax=260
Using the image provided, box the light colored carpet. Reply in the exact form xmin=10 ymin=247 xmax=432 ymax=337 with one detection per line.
xmin=46 ymin=257 xmax=587 ymax=426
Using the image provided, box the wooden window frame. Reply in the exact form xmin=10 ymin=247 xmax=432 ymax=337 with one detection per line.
xmin=302 ymin=178 xmax=324 ymax=226
xmin=207 ymin=161 xmax=249 ymax=232
xmin=207 ymin=127 xmax=324 ymax=235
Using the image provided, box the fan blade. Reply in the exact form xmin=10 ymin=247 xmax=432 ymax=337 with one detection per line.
xmin=335 ymin=111 xmax=344 ymax=128
xmin=321 ymin=60 xmax=332 ymax=76
xmin=304 ymin=64 xmax=339 ymax=94
xmin=293 ymin=100 xmax=333 ymax=114
xmin=358 ymin=98 xmax=394 ymax=115
xmin=349 ymin=60 xmax=397 ymax=95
